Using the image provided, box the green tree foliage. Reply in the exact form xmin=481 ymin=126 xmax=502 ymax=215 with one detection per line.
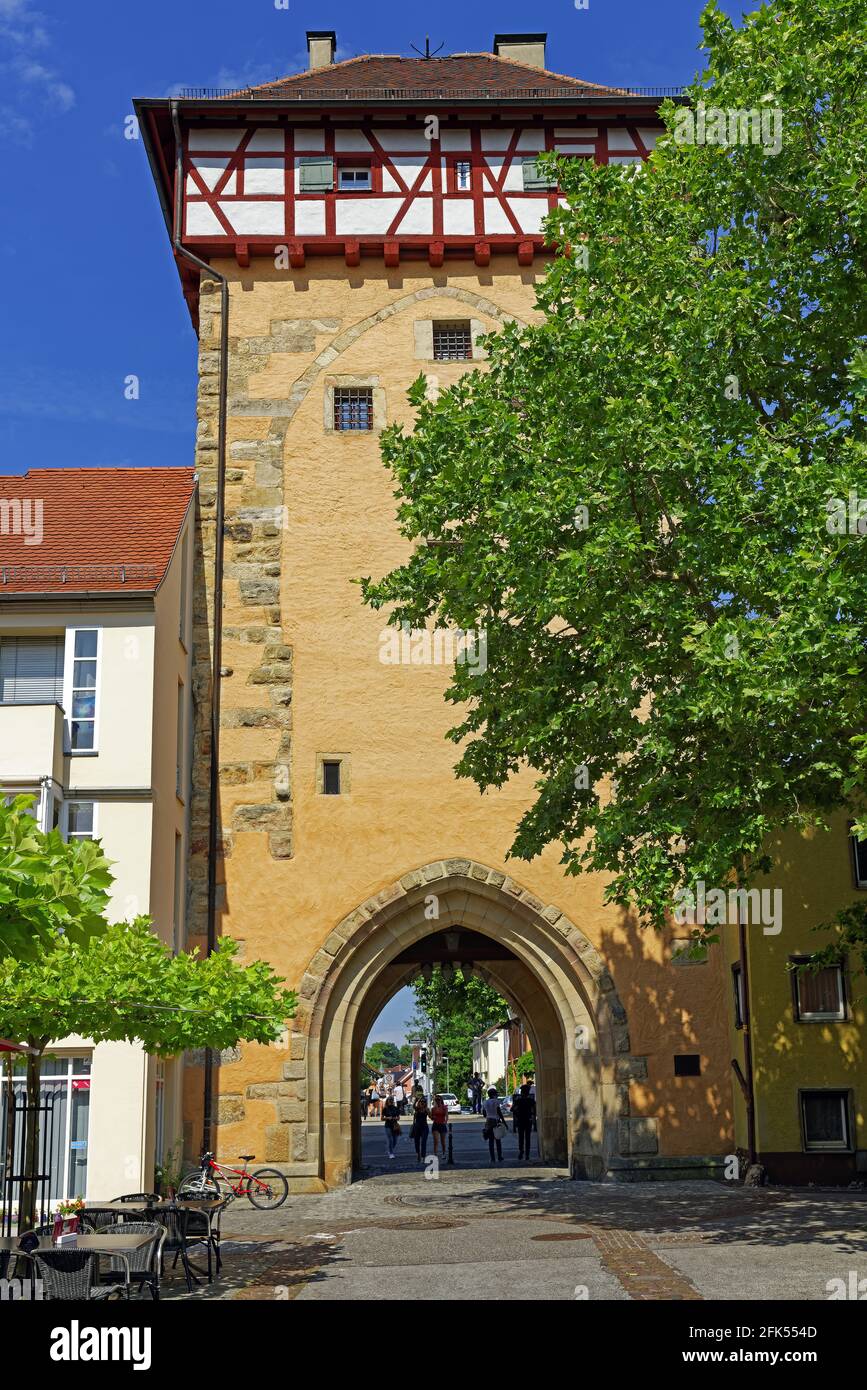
xmin=364 ymin=1040 xmax=409 ymax=1074
xmin=0 ymin=794 xmax=297 ymax=1229
xmin=406 ymin=970 xmax=509 ymax=1095
xmin=363 ymin=0 xmax=867 ymax=938
xmin=0 ymin=796 xmax=113 ymax=960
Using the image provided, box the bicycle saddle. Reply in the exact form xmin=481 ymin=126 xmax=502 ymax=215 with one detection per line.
xmin=239 ymin=1153 xmax=255 ymax=1161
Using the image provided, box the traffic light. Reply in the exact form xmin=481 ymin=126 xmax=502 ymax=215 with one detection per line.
xmin=420 ymin=1047 xmax=427 ymax=1074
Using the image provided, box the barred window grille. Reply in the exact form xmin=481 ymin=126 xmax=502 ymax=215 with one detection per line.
xmin=432 ymin=321 xmax=473 ymax=361
xmin=334 ymin=387 xmax=374 ymax=431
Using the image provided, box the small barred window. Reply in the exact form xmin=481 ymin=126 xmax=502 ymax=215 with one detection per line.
xmin=334 ymin=387 xmax=374 ymax=431
xmin=432 ymin=321 xmax=473 ymax=362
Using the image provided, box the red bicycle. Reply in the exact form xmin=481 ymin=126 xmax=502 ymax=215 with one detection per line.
xmin=179 ymin=1151 xmax=289 ymax=1209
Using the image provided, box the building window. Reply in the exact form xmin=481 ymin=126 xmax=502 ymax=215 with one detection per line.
xmin=317 ymin=753 xmax=349 ymax=795
xmin=433 ymin=321 xmax=473 ymax=362
xmin=299 ymin=156 xmax=334 ymax=192
xmin=0 ymin=635 xmax=64 ymax=703
xmin=792 ymin=957 xmax=846 ymax=1021
xmin=674 ymin=1054 xmax=701 ymax=1077
xmin=333 ymin=387 xmax=373 ymax=431
xmin=522 ymin=157 xmax=557 ymax=191
xmin=1 ymin=1054 xmax=92 ymax=1202
xmin=65 ymin=801 xmax=95 ymax=842
xmin=173 ymin=832 xmax=184 ymax=952
xmin=801 ymin=1090 xmax=852 ymax=1151
xmin=338 ymin=166 xmax=371 ymax=191
xmin=731 ymin=963 xmax=745 ymax=1029
xmin=69 ymin=628 xmax=98 ymax=751
xmin=851 ymin=828 xmax=867 ymax=887
xmin=455 ymin=160 xmax=471 ymax=190
xmin=176 ymin=680 xmax=185 ymax=800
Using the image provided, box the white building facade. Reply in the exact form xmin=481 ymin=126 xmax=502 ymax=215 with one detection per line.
xmin=0 ymin=467 xmax=196 ymax=1200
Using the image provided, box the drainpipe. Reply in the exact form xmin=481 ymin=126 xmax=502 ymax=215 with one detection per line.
xmin=737 ymin=904 xmax=757 ymax=1167
xmin=171 ymin=100 xmax=229 ymax=1158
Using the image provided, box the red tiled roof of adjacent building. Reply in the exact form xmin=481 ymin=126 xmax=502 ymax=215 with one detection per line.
xmin=227 ymin=52 xmax=623 ymax=100
xmin=0 ymin=468 xmax=196 ymax=595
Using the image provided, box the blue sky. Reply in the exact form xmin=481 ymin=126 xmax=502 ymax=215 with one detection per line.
xmin=0 ymin=0 xmax=749 ymax=479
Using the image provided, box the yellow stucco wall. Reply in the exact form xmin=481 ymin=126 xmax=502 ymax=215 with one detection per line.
xmin=187 ymin=257 xmax=735 ymax=1172
xmin=725 ymin=815 xmax=866 ymax=1169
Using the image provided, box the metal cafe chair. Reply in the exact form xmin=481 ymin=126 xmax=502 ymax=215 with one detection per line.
xmin=151 ymin=1205 xmax=196 ymax=1293
xmin=27 ymin=1247 xmax=122 ymax=1301
xmin=99 ymin=1222 xmax=166 ymax=1301
xmin=113 ymin=1192 xmax=160 ymax=1205
xmin=81 ymin=1208 xmax=123 ymax=1233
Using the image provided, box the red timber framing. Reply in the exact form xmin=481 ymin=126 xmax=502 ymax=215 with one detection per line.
xmin=139 ymin=100 xmax=664 ymax=324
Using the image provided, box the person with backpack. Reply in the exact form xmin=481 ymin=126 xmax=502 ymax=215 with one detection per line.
xmin=482 ymin=1087 xmax=506 ymax=1164
xmin=512 ymin=1083 xmax=536 ymax=1162
xmin=411 ymin=1090 xmax=430 ymax=1163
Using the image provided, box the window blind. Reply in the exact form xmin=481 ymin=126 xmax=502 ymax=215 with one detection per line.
xmin=0 ymin=636 xmax=64 ymax=703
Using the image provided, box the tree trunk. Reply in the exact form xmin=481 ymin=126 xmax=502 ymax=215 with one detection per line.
xmin=17 ymin=1039 xmax=46 ymax=1235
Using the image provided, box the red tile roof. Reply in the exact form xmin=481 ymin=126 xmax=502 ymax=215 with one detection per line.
xmin=0 ymin=468 xmax=196 ymax=595
xmin=228 ymin=52 xmax=622 ymax=101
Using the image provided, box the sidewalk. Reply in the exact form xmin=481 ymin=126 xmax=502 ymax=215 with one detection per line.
xmin=165 ymin=1165 xmax=867 ymax=1301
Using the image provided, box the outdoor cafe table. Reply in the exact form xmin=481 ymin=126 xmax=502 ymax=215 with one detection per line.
xmin=0 ymin=1232 xmax=156 ymax=1297
xmin=85 ymin=1198 xmax=227 ymax=1283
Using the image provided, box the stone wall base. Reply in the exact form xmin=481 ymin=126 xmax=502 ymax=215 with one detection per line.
xmin=605 ymin=1154 xmax=729 ymax=1183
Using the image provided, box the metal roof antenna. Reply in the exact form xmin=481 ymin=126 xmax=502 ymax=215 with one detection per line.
xmin=410 ymin=36 xmax=444 ymax=59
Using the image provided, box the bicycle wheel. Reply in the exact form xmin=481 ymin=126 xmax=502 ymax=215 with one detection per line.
xmin=178 ymin=1169 xmax=221 ymax=1199
xmin=245 ymin=1167 xmax=289 ymax=1210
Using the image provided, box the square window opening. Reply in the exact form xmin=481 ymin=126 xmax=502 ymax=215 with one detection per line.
xmin=333 ymin=387 xmax=374 ymax=431
xmin=792 ymin=958 xmax=846 ymax=1021
xmin=433 ymin=320 xmax=473 ymax=362
xmin=674 ymin=1054 xmax=701 ymax=1077
xmin=801 ymin=1090 xmax=851 ymax=1151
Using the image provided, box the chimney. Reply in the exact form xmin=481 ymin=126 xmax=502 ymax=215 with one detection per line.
xmin=492 ymin=33 xmax=547 ymax=70
xmin=307 ymin=30 xmax=337 ymax=70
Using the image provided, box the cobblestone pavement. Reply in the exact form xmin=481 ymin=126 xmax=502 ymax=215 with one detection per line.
xmin=162 ymin=1155 xmax=867 ymax=1302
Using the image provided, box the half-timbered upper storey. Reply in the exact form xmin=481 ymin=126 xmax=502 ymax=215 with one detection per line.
xmin=137 ymin=31 xmax=675 ymax=322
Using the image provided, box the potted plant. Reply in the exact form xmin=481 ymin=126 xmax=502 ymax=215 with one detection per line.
xmin=52 ymin=1196 xmax=84 ymax=1243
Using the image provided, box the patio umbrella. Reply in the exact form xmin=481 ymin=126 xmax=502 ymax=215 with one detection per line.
xmin=0 ymin=1041 xmax=36 ymax=1052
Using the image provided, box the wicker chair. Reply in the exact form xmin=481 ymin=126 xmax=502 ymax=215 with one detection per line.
xmin=81 ymin=1208 xmax=123 ymax=1233
xmin=113 ymin=1192 xmax=159 ymax=1205
xmin=29 ymin=1248 xmax=120 ymax=1301
xmin=99 ymin=1222 xmax=166 ymax=1301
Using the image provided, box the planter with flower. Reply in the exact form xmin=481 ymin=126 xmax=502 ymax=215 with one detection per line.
xmin=52 ymin=1196 xmax=85 ymax=1242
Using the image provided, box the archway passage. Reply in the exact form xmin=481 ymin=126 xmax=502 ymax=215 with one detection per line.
xmin=287 ymin=861 xmax=640 ymax=1189
xmin=358 ymin=928 xmax=567 ymax=1174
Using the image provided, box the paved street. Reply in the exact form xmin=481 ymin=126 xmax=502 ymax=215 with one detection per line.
xmin=162 ymin=1118 xmax=867 ymax=1301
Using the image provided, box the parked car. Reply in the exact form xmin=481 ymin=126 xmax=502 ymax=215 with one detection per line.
xmin=440 ymin=1093 xmax=462 ymax=1114
xmin=498 ymin=1095 xmax=513 ymax=1114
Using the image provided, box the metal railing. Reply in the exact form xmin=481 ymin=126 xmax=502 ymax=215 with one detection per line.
xmin=178 ymin=84 xmax=685 ymax=101
xmin=1 ymin=564 xmax=159 ymax=586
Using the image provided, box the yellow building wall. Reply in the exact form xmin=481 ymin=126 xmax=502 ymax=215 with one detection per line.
xmin=186 ymin=256 xmax=735 ymax=1173
xmin=724 ymin=815 xmax=866 ymax=1180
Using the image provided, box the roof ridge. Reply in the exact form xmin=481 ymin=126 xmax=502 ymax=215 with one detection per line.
xmin=227 ymin=48 xmax=621 ymax=98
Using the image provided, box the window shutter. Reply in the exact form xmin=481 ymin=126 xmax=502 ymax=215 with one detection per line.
xmin=522 ymin=157 xmax=554 ymax=191
xmin=0 ymin=636 xmax=64 ymax=703
xmin=299 ymin=157 xmax=334 ymax=192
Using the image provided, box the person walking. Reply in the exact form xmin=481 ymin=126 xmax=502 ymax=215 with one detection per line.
xmin=411 ymin=1090 xmax=430 ymax=1163
xmin=361 ymin=1087 xmax=369 ymax=1120
xmin=382 ymin=1089 xmax=401 ymax=1160
xmin=430 ymin=1093 xmax=448 ymax=1158
xmin=482 ymin=1087 xmax=506 ymax=1165
xmin=471 ymin=1074 xmax=484 ymax=1115
xmin=512 ymin=1083 xmax=536 ymax=1162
